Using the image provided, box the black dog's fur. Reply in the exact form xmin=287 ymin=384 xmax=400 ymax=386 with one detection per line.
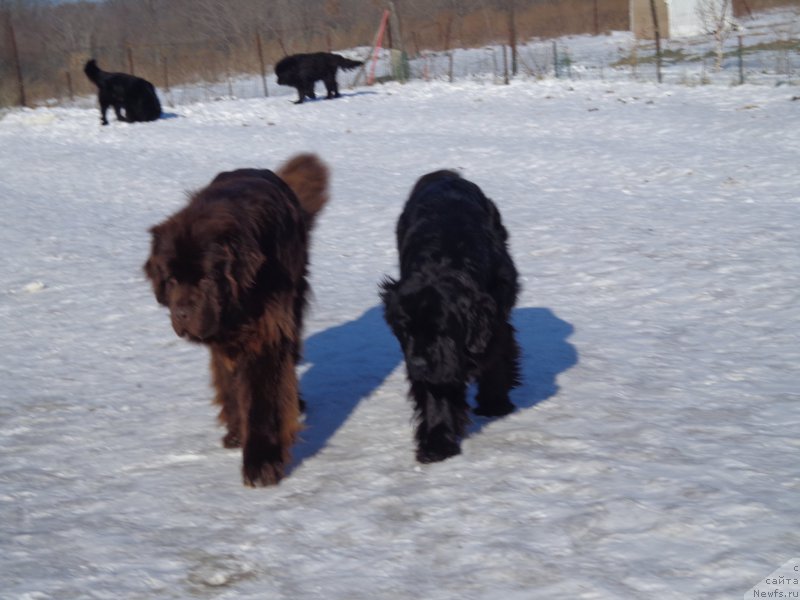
xmin=83 ymin=59 xmax=161 ymax=125
xmin=381 ymin=170 xmax=521 ymax=463
xmin=275 ymin=52 xmax=363 ymax=104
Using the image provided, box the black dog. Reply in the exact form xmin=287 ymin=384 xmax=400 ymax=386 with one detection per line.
xmin=275 ymin=52 xmax=362 ymax=104
xmin=381 ymin=170 xmax=521 ymax=463
xmin=83 ymin=59 xmax=161 ymax=125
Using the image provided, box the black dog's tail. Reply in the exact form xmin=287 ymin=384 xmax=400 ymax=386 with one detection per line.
xmin=335 ymin=56 xmax=363 ymax=71
xmin=83 ymin=59 xmax=102 ymax=86
xmin=277 ymin=154 xmax=330 ymax=229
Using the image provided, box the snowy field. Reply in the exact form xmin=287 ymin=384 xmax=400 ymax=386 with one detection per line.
xmin=1 ymin=31 xmax=800 ymax=600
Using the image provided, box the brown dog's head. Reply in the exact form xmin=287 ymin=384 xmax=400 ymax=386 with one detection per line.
xmin=143 ymin=202 xmax=265 ymax=343
xmin=145 ymin=157 xmax=328 ymax=347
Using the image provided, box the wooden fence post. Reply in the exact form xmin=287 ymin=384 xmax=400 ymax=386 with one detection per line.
xmin=594 ymin=0 xmax=600 ymax=35
xmin=162 ymin=53 xmax=170 ymax=93
xmin=502 ymin=44 xmax=509 ymax=85
xmin=441 ymin=17 xmax=454 ymax=83
xmin=6 ymin=12 xmax=27 ymax=107
xmin=507 ymin=0 xmax=517 ymax=77
xmin=647 ymin=0 xmax=663 ymax=83
xmin=388 ymin=0 xmax=408 ymax=82
xmin=66 ymin=71 xmax=74 ymax=102
xmin=256 ymin=32 xmax=269 ymax=97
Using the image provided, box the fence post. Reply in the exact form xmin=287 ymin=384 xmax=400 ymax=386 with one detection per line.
xmin=593 ymin=0 xmax=600 ymax=35
xmin=647 ymin=0 xmax=663 ymax=83
xmin=448 ymin=52 xmax=454 ymax=83
xmin=388 ymin=0 xmax=409 ymax=82
xmin=507 ymin=0 xmax=517 ymax=77
xmin=255 ymin=32 xmax=269 ymax=97
xmin=553 ymin=41 xmax=559 ymax=79
xmin=66 ymin=71 xmax=74 ymax=102
xmin=737 ymin=34 xmax=744 ymax=85
xmin=6 ymin=12 xmax=27 ymax=107
xmin=162 ymin=53 xmax=170 ymax=93
xmin=436 ymin=17 xmax=455 ymax=83
xmin=502 ymin=45 xmax=509 ymax=85
xmin=225 ymin=48 xmax=233 ymax=97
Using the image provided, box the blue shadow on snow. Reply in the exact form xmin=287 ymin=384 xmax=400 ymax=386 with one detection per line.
xmin=292 ymin=305 xmax=402 ymax=466
xmin=292 ymin=305 xmax=578 ymax=465
xmin=289 ymin=90 xmax=379 ymax=104
xmin=468 ymin=307 xmax=578 ymax=435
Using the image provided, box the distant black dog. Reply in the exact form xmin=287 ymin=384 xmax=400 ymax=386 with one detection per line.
xmin=83 ymin=59 xmax=161 ymax=125
xmin=381 ymin=170 xmax=521 ymax=463
xmin=275 ymin=52 xmax=362 ymax=104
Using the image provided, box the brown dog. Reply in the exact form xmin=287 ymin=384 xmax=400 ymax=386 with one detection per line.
xmin=144 ymin=154 xmax=329 ymax=486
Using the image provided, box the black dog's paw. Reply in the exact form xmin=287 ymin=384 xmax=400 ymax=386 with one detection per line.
xmin=416 ymin=437 xmax=461 ymax=464
xmin=473 ymin=398 xmax=516 ymax=418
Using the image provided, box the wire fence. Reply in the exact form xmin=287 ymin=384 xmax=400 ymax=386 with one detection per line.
xmin=3 ymin=17 xmax=798 ymax=111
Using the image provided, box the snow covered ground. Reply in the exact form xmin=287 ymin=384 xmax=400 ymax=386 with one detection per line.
xmin=1 ymin=24 xmax=799 ymax=600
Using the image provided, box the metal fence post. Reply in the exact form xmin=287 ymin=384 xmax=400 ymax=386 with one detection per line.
xmin=553 ymin=41 xmax=559 ymax=78
xmin=738 ymin=34 xmax=745 ymax=85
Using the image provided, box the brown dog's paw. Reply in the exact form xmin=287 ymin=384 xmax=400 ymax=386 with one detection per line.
xmin=222 ymin=431 xmax=242 ymax=449
xmin=242 ymin=461 xmax=284 ymax=487
xmin=242 ymin=437 xmax=285 ymax=487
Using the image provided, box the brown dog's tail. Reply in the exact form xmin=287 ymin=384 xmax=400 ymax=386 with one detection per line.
xmin=277 ymin=153 xmax=330 ymax=229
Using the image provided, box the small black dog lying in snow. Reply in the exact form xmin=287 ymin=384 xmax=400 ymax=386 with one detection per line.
xmin=83 ymin=59 xmax=161 ymax=125
xmin=381 ymin=170 xmax=521 ymax=463
xmin=275 ymin=52 xmax=362 ymax=104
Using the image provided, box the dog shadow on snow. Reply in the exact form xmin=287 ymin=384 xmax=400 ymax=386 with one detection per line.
xmin=292 ymin=305 xmax=578 ymax=468
xmin=288 ymin=90 xmax=379 ymax=105
xmin=292 ymin=305 xmax=400 ymax=467
xmin=468 ymin=307 xmax=578 ymax=436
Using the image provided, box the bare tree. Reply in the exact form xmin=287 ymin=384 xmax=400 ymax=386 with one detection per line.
xmin=696 ymin=0 xmax=737 ymax=71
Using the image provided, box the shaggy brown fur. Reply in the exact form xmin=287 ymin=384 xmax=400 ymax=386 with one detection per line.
xmin=144 ymin=154 xmax=329 ymax=486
